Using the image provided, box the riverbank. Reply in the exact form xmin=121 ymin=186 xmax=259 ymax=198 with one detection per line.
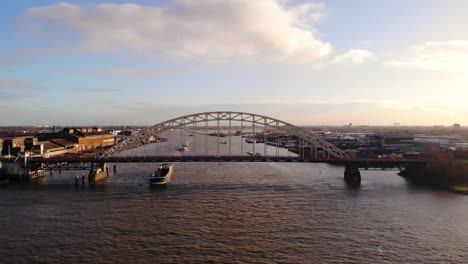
xmin=400 ymin=152 xmax=468 ymax=194
xmin=450 ymin=185 xmax=468 ymax=194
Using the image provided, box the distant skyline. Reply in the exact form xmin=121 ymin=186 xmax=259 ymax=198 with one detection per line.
xmin=1 ymin=0 xmax=468 ymax=126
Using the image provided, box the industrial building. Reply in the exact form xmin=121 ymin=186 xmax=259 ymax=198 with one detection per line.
xmin=38 ymin=127 xmax=115 ymax=151
xmin=369 ymin=134 xmax=415 ymax=148
xmin=1 ymin=127 xmax=115 ymax=158
xmin=115 ymin=130 xmax=140 ymax=142
xmin=1 ymin=136 xmax=38 ymax=157
xmin=37 ymin=138 xmax=78 ymax=158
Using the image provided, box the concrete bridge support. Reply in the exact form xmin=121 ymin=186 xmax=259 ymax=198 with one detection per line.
xmin=88 ymin=162 xmax=109 ymax=182
xmin=344 ymin=164 xmax=361 ymax=185
xmin=1 ymin=160 xmax=45 ymax=182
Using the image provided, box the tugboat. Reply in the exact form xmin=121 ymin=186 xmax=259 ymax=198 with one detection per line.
xmin=150 ymin=163 xmax=174 ymax=185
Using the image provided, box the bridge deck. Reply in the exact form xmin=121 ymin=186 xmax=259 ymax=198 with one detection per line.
xmin=26 ymin=156 xmax=429 ymax=170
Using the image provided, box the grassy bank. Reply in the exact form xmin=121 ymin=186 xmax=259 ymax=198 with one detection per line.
xmin=400 ymin=152 xmax=468 ymax=194
xmin=450 ymin=185 xmax=468 ymax=194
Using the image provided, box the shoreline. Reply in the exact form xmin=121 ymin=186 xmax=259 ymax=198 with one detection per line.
xmin=399 ymin=162 xmax=468 ymax=195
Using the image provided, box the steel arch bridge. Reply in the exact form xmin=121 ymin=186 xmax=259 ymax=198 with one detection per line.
xmin=101 ymin=111 xmax=349 ymax=160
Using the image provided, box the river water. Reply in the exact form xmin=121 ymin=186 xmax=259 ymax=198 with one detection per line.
xmin=1 ymin=134 xmax=468 ymax=263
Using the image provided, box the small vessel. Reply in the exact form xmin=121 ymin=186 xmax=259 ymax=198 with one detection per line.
xmin=220 ymin=140 xmax=227 ymax=144
xmin=179 ymin=143 xmax=189 ymax=151
xmin=245 ymin=138 xmax=255 ymax=144
xmin=150 ymin=163 xmax=174 ymax=185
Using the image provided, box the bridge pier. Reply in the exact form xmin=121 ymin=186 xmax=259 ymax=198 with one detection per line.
xmin=88 ymin=163 xmax=108 ymax=182
xmin=1 ymin=160 xmax=45 ymax=182
xmin=344 ymin=164 xmax=361 ymax=185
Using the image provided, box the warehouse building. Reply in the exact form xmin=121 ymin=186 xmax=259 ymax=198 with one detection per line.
xmin=1 ymin=136 xmax=38 ymax=157
xmin=37 ymin=127 xmax=115 ymax=151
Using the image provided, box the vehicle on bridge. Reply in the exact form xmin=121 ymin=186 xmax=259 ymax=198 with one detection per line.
xmin=150 ymin=163 xmax=174 ymax=185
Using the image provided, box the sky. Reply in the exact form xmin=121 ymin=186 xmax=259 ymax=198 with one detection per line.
xmin=1 ymin=0 xmax=468 ymax=126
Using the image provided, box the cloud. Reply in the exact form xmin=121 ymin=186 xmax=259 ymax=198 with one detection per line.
xmin=0 ymin=79 xmax=41 ymax=103
xmin=385 ymin=40 xmax=468 ymax=73
xmin=0 ymin=46 xmax=86 ymax=68
xmin=52 ymin=101 xmax=468 ymax=126
xmin=73 ymin=88 xmax=120 ymax=93
xmin=0 ymin=92 xmax=32 ymax=101
xmin=19 ymin=1 xmax=332 ymax=63
xmin=95 ymin=68 xmax=196 ymax=79
xmin=3 ymin=97 xmax=467 ymax=125
xmin=0 ymin=79 xmax=42 ymax=90
xmin=331 ymin=49 xmax=377 ymax=65
xmin=289 ymin=2 xmax=327 ymax=24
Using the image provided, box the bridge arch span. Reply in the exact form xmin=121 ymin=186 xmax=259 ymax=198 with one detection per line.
xmin=101 ymin=111 xmax=349 ymax=159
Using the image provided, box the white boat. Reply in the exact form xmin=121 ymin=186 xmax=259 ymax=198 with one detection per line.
xmin=179 ymin=143 xmax=189 ymax=151
xmin=245 ymin=138 xmax=255 ymax=143
xmin=149 ymin=164 xmax=174 ymax=185
xmin=220 ymin=140 xmax=227 ymax=144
